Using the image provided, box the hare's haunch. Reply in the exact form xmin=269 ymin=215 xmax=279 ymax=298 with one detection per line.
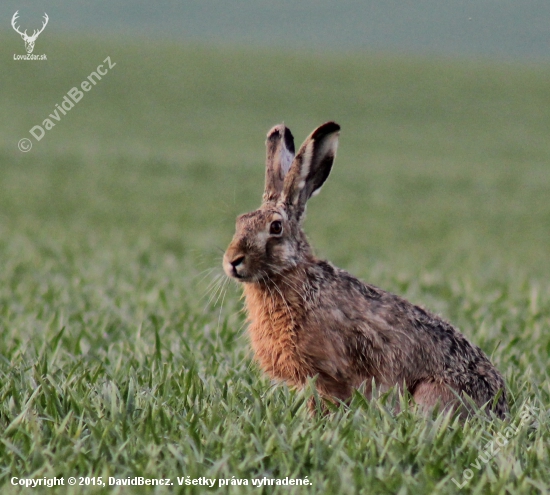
xmin=223 ymin=122 xmax=507 ymax=418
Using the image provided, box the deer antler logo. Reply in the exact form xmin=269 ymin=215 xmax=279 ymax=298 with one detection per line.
xmin=11 ymin=11 xmax=49 ymax=54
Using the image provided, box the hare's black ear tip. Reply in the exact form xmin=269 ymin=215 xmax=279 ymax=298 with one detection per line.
xmin=267 ymin=124 xmax=283 ymax=139
xmin=266 ymin=123 xmax=288 ymax=139
xmin=325 ymin=121 xmax=341 ymax=131
xmin=313 ymin=121 xmax=341 ymax=140
xmin=266 ymin=123 xmax=295 ymax=153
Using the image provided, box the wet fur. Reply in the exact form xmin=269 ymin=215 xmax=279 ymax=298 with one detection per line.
xmin=224 ymin=122 xmax=508 ymax=418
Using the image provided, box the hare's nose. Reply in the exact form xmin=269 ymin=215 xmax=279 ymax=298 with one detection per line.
xmin=230 ymin=255 xmax=245 ymax=268
xmin=229 ymin=255 xmax=245 ymax=278
xmin=223 ymin=252 xmax=246 ymax=279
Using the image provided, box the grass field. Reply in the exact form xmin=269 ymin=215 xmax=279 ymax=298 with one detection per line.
xmin=1 ymin=32 xmax=550 ymax=494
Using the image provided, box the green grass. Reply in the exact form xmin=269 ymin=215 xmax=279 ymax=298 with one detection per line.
xmin=0 ymin=32 xmax=549 ymax=493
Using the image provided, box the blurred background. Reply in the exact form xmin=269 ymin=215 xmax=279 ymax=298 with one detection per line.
xmin=1 ymin=0 xmax=549 ymax=289
xmin=2 ymin=0 xmax=550 ymax=59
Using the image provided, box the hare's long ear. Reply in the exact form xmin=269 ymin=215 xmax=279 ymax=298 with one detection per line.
xmin=263 ymin=124 xmax=295 ymax=205
xmin=280 ymin=121 xmax=340 ymax=221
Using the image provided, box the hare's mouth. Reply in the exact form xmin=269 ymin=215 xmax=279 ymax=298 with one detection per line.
xmin=229 ymin=268 xmax=245 ymax=280
xmin=226 ymin=269 xmax=253 ymax=283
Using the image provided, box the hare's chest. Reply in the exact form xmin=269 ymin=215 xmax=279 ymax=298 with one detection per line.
xmin=243 ymin=285 xmax=310 ymax=386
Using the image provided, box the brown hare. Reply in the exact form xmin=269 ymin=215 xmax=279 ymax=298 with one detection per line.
xmin=223 ymin=121 xmax=508 ymax=418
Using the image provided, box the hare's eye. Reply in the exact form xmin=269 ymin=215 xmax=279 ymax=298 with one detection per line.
xmin=269 ymin=220 xmax=283 ymax=235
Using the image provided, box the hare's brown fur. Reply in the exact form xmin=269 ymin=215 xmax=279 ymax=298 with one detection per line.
xmin=224 ymin=122 xmax=508 ymax=418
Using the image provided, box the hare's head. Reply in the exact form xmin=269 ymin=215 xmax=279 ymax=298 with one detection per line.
xmin=223 ymin=122 xmax=340 ymax=282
